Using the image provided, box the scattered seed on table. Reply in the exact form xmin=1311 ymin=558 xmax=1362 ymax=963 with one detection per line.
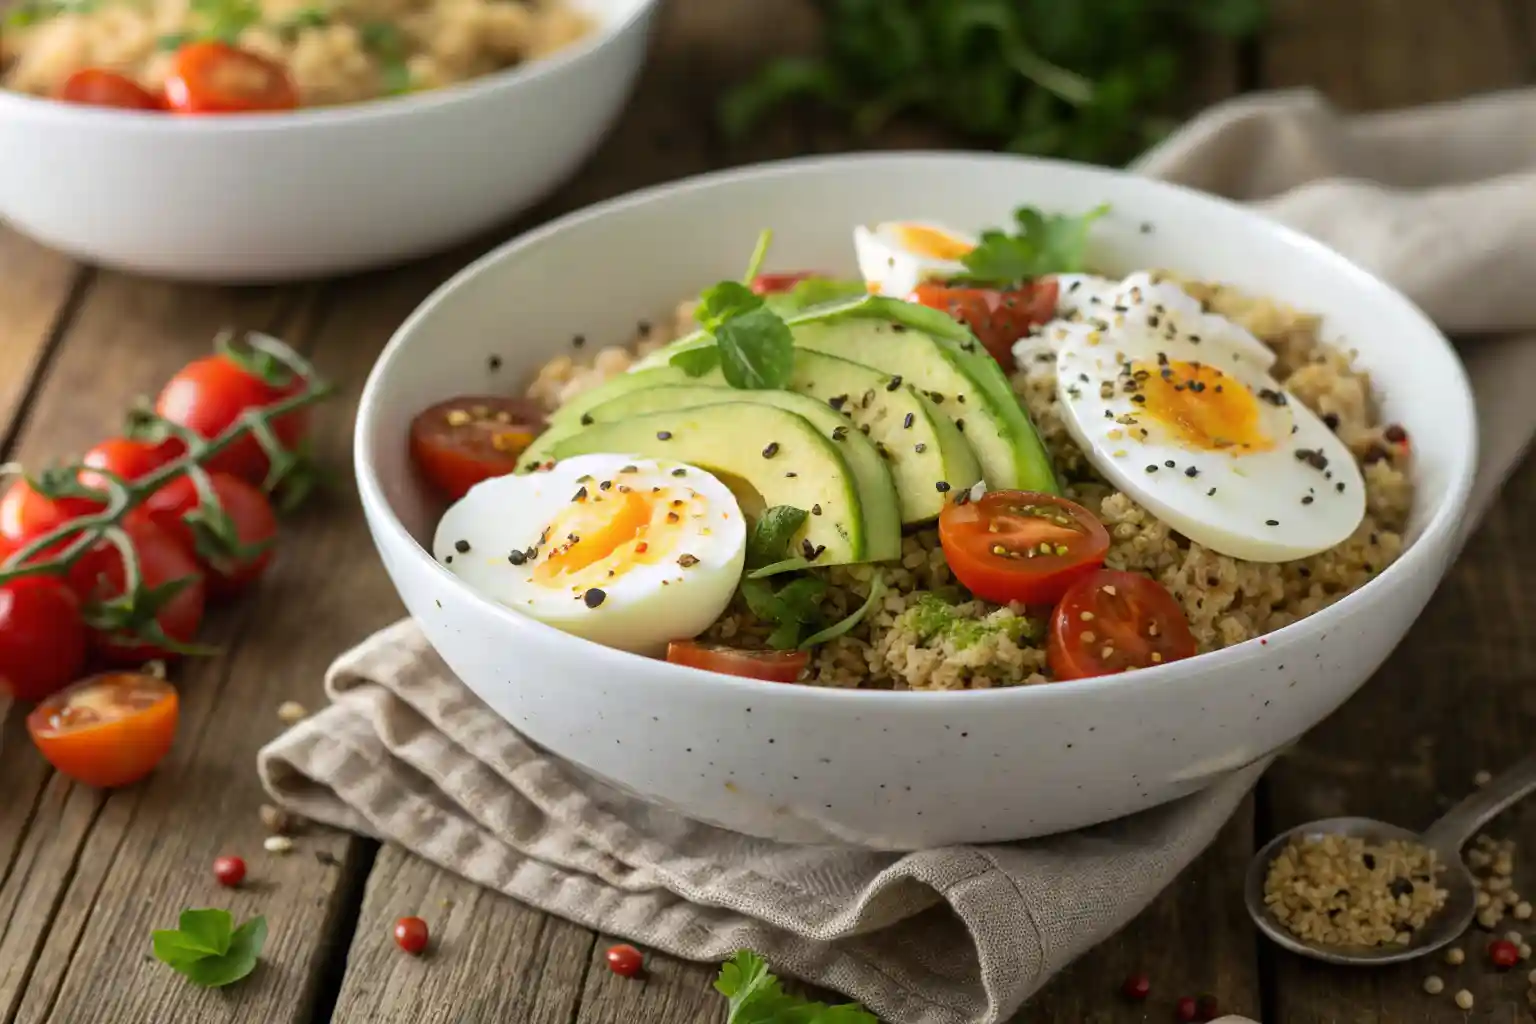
xmin=1422 ymin=975 xmax=1444 ymax=995
xmin=263 ymin=835 xmax=294 ymax=855
xmin=1528 ymin=967 xmax=1536 ymax=984
xmin=394 ymin=916 xmax=429 ymax=955
xmin=606 ymin=943 xmax=644 ymax=978
xmin=1475 ymin=770 xmax=1493 ymax=786
xmin=1522 ymin=943 xmax=1533 ymax=960
xmin=1517 ymin=901 xmax=1533 ymax=920
xmin=277 ymin=701 xmax=308 ymax=725
xmin=1508 ymin=930 xmax=1524 ymax=944
xmin=1454 ymin=989 xmax=1474 ymax=1010
xmin=1445 ymin=946 xmax=1465 ymax=965
xmin=213 ymin=855 xmax=246 ymax=888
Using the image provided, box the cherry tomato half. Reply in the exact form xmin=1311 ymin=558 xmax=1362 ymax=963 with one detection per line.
xmin=58 ymin=69 xmax=163 ymax=111
xmin=1046 ymin=569 xmax=1197 ymax=681
xmin=143 ymin=472 xmax=277 ymax=597
xmin=0 ymin=577 xmax=88 ymax=703
xmin=910 ymin=278 xmax=1060 ymax=369
xmin=665 ymin=641 xmax=808 ymax=683
xmin=68 ymin=515 xmax=206 ymax=664
xmin=155 ymin=353 xmax=309 ymax=484
xmin=939 ymin=490 xmax=1109 ymax=606
xmin=27 ymin=672 xmax=179 ymax=788
xmin=750 ymin=271 xmax=827 ymax=295
xmin=164 ymin=42 xmax=298 ymax=114
xmin=409 ymin=396 xmax=547 ymax=502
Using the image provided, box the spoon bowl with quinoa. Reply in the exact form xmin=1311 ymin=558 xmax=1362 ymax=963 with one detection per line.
xmin=354 ymin=152 xmax=1477 ymax=849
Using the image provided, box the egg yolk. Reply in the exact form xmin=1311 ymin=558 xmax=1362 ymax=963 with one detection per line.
xmin=1133 ymin=359 xmax=1275 ymax=453
xmin=893 ymin=224 xmax=974 ymax=261
xmin=533 ymin=488 xmax=656 ymax=581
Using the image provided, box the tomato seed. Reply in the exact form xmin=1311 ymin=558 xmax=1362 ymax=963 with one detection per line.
xmin=606 ymin=943 xmax=644 ymax=978
xmin=212 ymin=855 xmax=246 ymax=887
xmin=1120 ymin=973 xmax=1150 ymax=1000
xmin=394 ymin=916 xmax=429 ymax=956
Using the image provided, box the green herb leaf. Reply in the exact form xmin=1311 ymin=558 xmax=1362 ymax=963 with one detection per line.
xmin=746 ymin=556 xmax=812 ymax=579
xmin=738 ymin=572 xmax=826 ymax=651
xmin=716 ymin=950 xmax=878 ymax=1024
xmin=695 ymin=280 xmax=795 ymax=390
xmin=956 ymin=204 xmax=1109 ymax=286
xmin=762 ymin=277 xmax=867 ymax=318
xmin=746 ymin=505 xmax=809 ymax=568
xmin=800 ymin=571 xmax=885 ymax=648
xmin=152 ymin=909 xmax=266 ymax=988
xmin=670 ymin=346 xmax=723 ymax=378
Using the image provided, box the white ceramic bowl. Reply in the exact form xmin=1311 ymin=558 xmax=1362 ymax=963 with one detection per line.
xmin=356 ymin=153 xmax=1477 ymax=850
xmin=0 ymin=0 xmax=656 ymax=282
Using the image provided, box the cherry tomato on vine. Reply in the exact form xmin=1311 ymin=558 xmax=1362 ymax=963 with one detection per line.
xmin=1046 ymin=569 xmax=1197 ymax=681
xmin=0 ymin=577 xmax=88 ymax=703
xmin=665 ymin=641 xmax=808 ymax=683
xmin=156 ymin=353 xmax=309 ymax=485
xmin=393 ymin=917 xmax=429 ymax=955
xmin=143 ymin=472 xmax=277 ymax=597
xmin=68 ymin=516 xmax=206 ymax=664
xmin=909 ymin=278 xmax=1060 ymax=369
xmin=27 ymin=672 xmax=179 ymax=788
xmin=164 ymin=42 xmax=298 ymax=115
xmin=58 ymin=69 xmax=163 ymax=111
xmin=938 ymin=490 xmax=1110 ymax=607
xmin=409 ymin=396 xmax=547 ymax=502
xmin=0 ymin=480 xmax=99 ymax=552
xmin=79 ymin=437 xmax=177 ymax=494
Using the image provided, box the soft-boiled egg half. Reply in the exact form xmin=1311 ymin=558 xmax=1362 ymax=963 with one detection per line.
xmin=1046 ymin=274 xmax=1365 ymax=562
xmin=853 ymin=221 xmax=977 ymax=297
xmin=433 ymin=454 xmax=746 ymax=655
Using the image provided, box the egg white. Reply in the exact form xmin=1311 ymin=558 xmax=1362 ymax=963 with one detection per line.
xmin=432 ymin=453 xmax=746 ymax=655
xmin=1050 ymin=278 xmax=1366 ymax=562
xmin=853 ymin=221 xmax=977 ymax=298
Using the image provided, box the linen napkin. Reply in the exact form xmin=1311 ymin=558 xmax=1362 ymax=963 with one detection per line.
xmin=259 ymin=88 xmax=1536 ymax=1024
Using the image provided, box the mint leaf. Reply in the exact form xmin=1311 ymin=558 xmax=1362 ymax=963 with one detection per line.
xmin=696 ymin=281 xmax=795 ymax=390
xmin=152 ymin=909 xmax=266 ymax=988
xmin=716 ymin=950 xmax=878 ymax=1024
xmin=746 ymin=506 xmax=809 ymax=568
xmin=671 ymin=346 xmax=722 ymax=378
xmin=956 ymin=204 xmax=1109 ymax=286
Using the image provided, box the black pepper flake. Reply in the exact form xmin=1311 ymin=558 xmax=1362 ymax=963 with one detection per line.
xmin=507 ymin=550 xmax=527 ymax=565
xmin=886 ymin=375 xmax=903 ymax=392
xmin=902 ymin=412 xmax=914 ymax=429
xmin=637 ymin=319 xmax=652 ymax=337
xmin=572 ymin=333 xmax=587 ymax=348
xmin=1207 ymin=487 xmax=1217 ymax=496
xmin=811 ymin=503 xmax=822 ymax=516
xmin=444 ymin=554 xmax=453 ymax=564
xmin=656 ymin=430 xmax=672 ymax=440
xmin=914 ymin=443 xmax=927 ymax=453
xmin=599 ymin=480 xmax=612 ymax=490
xmin=762 ymin=442 xmax=780 ymax=459
xmin=1323 ymin=412 xmax=1340 ymax=430
xmin=1258 ymin=387 xmax=1287 ymax=407
xmin=582 ymin=588 xmax=606 ymax=608
xmin=1265 ymin=519 xmax=1279 ymax=526
xmin=1164 ymin=460 xmax=1175 ymax=468
xmin=1184 ymin=466 xmax=1199 ymax=478
xmin=1336 ymin=482 xmax=1346 ymax=493
xmin=671 ymin=468 xmax=687 ymax=477
xmin=800 ymin=538 xmax=817 ymax=560
xmin=832 ymin=426 xmax=848 ymax=441
xmin=572 ymin=486 xmax=588 ymax=502
xmin=828 ymin=394 xmax=848 ymax=411
xmin=1139 ymin=221 xmax=1154 ymax=234
xmin=786 ymin=471 xmax=798 ymax=478
xmin=955 ymin=419 xmax=966 ymax=433
xmin=935 ymin=481 xmax=951 ymax=493
xmin=454 ymin=539 xmax=471 ymax=553
xmin=1131 ymin=394 xmax=1147 ymax=404
xmin=1145 ymin=464 xmax=1158 ymax=473
xmin=891 ymin=323 xmax=907 ymax=333
xmin=487 ymin=354 xmax=503 ymax=371
xmin=677 ymin=554 xmax=699 ymax=568
xmin=1301 ymin=495 xmax=1314 ymax=505
xmin=929 ymin=391 xmax=945 ymax=404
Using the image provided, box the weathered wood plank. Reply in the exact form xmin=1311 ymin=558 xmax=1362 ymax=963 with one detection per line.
xmin=0 ymin=230 xmax=81 ymax=445
xmin=1258 ymin=1 xmax=1536 ymax=1020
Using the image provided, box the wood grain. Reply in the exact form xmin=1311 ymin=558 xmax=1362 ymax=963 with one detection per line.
xmin=0 ymin=231 xmax=80 ymax=447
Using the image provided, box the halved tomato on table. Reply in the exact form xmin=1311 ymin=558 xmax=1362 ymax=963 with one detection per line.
xmin=410 ymin=396 xmax=547 ymax=502
xmin=1046 ymin=569 xmax=1197 ymax=681
xmin=910 ymin=278 xmax=1060 ymax=369
xmin=58 ymin=69 xmax=163 ymax=111
xmin=666 ymin=641 xmax=808 ymax=683
xmin=27 ymin=672 xmax=179 ymax=788
xmin=164 ymin=42 xmax=298 ymax=114
xmin=938 ymin=490 xmax=1109 ymax=606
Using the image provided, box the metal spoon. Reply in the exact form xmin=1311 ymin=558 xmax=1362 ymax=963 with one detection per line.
xmin=1245 ymin=751 xmax=1536 ymax=966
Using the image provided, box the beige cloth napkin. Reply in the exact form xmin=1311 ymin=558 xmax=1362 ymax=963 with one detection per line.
xmin=258 ymin=88 xmax=1536 ymax=1024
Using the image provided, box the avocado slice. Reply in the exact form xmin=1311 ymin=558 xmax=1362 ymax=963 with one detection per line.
xmin=544 ymin=353 xmax=980 ymax=524
xmin=549 ymin=404 xmax=868 ymax=566
xmin=567 ymin=384 xmax=902 ymax=562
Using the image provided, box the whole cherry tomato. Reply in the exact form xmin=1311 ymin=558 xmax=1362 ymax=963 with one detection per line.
xmin=0 ymin=576 xmax=88 ymax=702
xmin=68 ymin=516 xmax=206 ymax=664
xmin=155 ymin=353 xmax=309 ymax=485
xmin=58 ymin=69 xmax=163 ymax=111
xmin=142 ymin=472 xmax=277 ymax=597
xmin=79 ymin=437 xmax=177 ymax=494
xmin=164 ymin=42 xmax=298 ymax=114
xmin=409 ymin=396 xmax=547 ymax=502
xmin=27 ymin=671 xmax=179 ymax=788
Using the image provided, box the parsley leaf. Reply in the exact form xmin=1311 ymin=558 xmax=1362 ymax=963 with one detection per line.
xmin=151 ymin=909 xmax=266 ymax=988
xmin=696 ymin=280 xmax=795 ymax=390
xmin=716 ymin=950 xmax=878 ymax=1023
xmin=956 ymin=204 xmax=1109 ymax=286
xmin=746 ymin=505 xmax=809 ymax=568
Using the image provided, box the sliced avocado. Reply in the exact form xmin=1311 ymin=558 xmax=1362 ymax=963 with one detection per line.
xmin=549 ymin=404 xmax=868 ymax=566
xmin=575 ymin=385 xmax=901 ymax=562
xmin=543 ymin=352 xmax=979 ymax=524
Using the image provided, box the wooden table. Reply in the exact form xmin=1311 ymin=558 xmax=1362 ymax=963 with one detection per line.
xmin=2 ymin=1 xmax=1533 ymax=1021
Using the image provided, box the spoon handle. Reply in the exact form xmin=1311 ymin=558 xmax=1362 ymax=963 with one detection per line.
xmin=1423 ymin=751 xmax=1536 ymax=851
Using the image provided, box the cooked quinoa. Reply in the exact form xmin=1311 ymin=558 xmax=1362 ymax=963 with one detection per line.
xmin=1262 ymin=833 xmax=1448 ymax=948
xmin=525 ymin=279 xmax=1415 ymax=691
